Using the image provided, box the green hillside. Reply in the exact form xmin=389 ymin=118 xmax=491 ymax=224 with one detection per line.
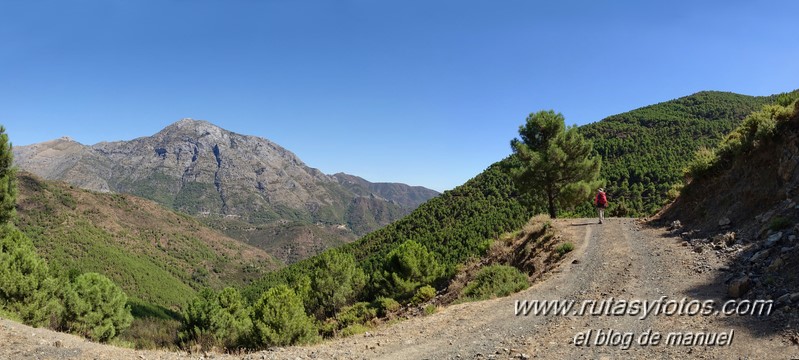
xmin=240 ymin=90 xmax=788 ymax=338
xmin=580 ymin=91 xmax=778 ymax=216
xmin=15 ymin=173 xmax=281 ymax=309
xmin=244 ymin=157 xmax=538 ymax=299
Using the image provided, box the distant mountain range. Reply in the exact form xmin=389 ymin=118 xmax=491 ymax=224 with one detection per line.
xmin=14 ymin=119 xmax=439 ymax=263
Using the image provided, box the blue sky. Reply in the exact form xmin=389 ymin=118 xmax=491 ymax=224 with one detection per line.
xmin=1 ymin=1 xmax=797 ymax=191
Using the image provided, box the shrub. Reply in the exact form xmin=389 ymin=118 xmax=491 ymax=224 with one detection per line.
xmin=683 ymin=147 xmax=717 ymax=180
xmin=461 ymin=265 xmax=529 ymax=301
xmin=555 ymin=242 xmax=575 ymax=256
xmin=121 ymin=317 xmax=181 ymax=350
xmin=309 ymin=250 xmax=365 ymax=318
xmin=410 ymin=285 xmax=436 ymax=305
xmin=179 ymin=287 xmax=252 ymax=350
xmin=769 ymin=216 xmax=791 ymax=231
xmin=65 ymin=272 xmax=133 ymax=342
xmin=372 ymin=297 xmax=400 ymax=317
xmin=423 ymin=304 xmax=437 ymax=315
xmin=666 ymin=183 xmax=683 ymax=202
xmin=318 ymin=318 xmax=339 ymax=338
xmin=340 ymin=323 xmax=369 ymax=337
xmin=381 ymin=240 xmax=443 ymax=301
xmin=336 ymin=302 xmax=377 ymax=327
xmin=21 ymin=277 xmax=66 ymax=330
xmin=0 ymin=225 xmax=48 ymax=304
xmin=251 ymin=285 xmax=318 ymax=347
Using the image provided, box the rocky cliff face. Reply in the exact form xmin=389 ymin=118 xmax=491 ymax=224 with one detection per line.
xmin=14 ymin=118 xmax=439 ymax=262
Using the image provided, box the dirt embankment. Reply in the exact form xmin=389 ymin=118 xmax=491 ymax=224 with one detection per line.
xmin=654 ymin=101 xmax=799 ymax=336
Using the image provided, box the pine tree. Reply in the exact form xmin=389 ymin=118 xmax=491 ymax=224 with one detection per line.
xmin=380 ymin=240 xmax=442 ymax=301
xmin=64 ymin=272 xmax=133 ymax=342
xmin=0 ymin=126 xmax=16 ymax=224
xmin=511 ymin=110 xmax=602 ymax=218
xmin=309 ymin=250 xmax=365 ymax=318
xmin=251 ymin=285 xmax=318 ymax=347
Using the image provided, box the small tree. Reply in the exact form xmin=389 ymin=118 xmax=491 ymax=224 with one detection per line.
xmin=251 ymin=285 xmax=318 ymax=347
xmin=0 ymin=225 xmax=48 ymax=305
xmin=510 ymin=110 xmax=602 ymax=218
xmin=180 ymin=287 xmax=252 ymax=349
xmin=64 ymin=272 xmax=133 ymax=342
xmin=309 ymin=250 xmax=365 ymax=318
xmin=22 ymin=277 xmax=67 ymax=330
xmin=381 ymin=240 xmax=442 ymax=301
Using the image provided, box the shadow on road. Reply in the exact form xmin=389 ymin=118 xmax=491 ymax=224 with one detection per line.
xmin=644 ymin=221 xmax=798 ymax=341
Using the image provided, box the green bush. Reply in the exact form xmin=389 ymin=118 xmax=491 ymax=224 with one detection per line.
xmin=340 ymin=323 xmax=369 ymax=337
xmin=65 ymin=272 xmax=133 ymax=342
xmin=336 ymin=302 xmax=377 ymax=327
xmin=410 ymin=285 xmax=436 ymax=305
xmin=423 ymin=304 xmax=437 ymax=315
xmin=769 ymin=216 xmax=791 ymax=231
xmin=21 ymin=277 xmax=67 ymax=329
xmin=0 ymin=225 xmax=48 ymax=304
xmin=461 ymin=265 xmax=529 ymax=301
xmin=683 ymin=147 xmax=717 ymax=180
xmin=309 ymin=250 xmax=365 ymax=318
xmin=372 ymin=297 xmax=400 ymax=317
xmin=666 ymin=183 xmax=683 ymax=202
xmin=251 ymin=285 xmax=318 ymax=347
xmin=555 ymin=242 xmax=574 ymax=256
xmin=381 ymin=240 xmax=443 ymax=301
xmin=180 ymin=287 xmax=252 ymax=349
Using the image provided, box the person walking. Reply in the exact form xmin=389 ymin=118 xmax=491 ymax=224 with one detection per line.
xmin=595 ymin=188 xmax=608 ymax=224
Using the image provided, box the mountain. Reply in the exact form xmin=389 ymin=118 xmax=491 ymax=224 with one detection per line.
xmin=13 ymin=119 xmax=439 ymax=263
xmin=15 ymin=172 xmax=280 ymax=309
xmin=331 ymin=173 xmax=439 ymax=209
xmin=580 ymin=91 xmax=779 ymax=216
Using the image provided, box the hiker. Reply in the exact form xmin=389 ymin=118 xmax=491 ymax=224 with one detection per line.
xmin=595 ymin=188 xmax=608 ymax=224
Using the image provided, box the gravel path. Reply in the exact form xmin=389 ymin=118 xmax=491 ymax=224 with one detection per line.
xmin=2 ymin=218 xmax=797 ymax=359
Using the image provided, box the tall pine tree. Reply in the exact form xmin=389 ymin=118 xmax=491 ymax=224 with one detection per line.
xmin=511 ymin=110 xmax=602 ymax=218
xmin=0 ymin=126 xmax=16 ymax=224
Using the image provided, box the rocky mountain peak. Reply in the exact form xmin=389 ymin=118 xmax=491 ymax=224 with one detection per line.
xmin=13 ymin=119 xmax=439 ymax=262
xmin=163 ymin=117 xmax=222 ymax=132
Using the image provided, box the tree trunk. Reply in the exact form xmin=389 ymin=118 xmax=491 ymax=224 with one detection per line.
xmin=547 ymin=187 xmax=557 ymax=218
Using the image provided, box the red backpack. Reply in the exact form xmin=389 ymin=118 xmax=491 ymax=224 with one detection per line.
xmin=596 ymin=192 xmax=607 ymax=207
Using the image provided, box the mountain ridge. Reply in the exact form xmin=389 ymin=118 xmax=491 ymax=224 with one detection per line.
xmin=13 ymin=118 xmax=439 ymax=263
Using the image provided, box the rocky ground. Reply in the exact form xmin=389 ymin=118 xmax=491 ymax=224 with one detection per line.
xmin=2 ymin=218 xmax=798 ymax=359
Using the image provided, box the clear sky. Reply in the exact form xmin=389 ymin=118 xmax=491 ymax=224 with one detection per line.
xmin=1 ymin=1 xmax=797 ymax=191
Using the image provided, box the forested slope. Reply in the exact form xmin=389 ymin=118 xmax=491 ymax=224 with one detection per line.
xmin=16 ymin=173 xmax=280 ymax=309
xmin=244 ymin=157 xmax=538 ymax=300
xmin=581 ymin=91 xmax=777 ymax=216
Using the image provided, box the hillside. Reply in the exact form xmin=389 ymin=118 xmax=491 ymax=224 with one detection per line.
xmin=244 ymin=90 xmax=792 ymax=298
xmin=13 ymin=119 xmax=439 ymax=263
xmin=15 ymin=172 xmax=280 ymax=309
xmin=244 ymin=157 xmax=538 ymax=299
xmin=656 ymin=97 xmax=799 ymax=306
xmin=581 ymin=91 xmax=777 ymax=216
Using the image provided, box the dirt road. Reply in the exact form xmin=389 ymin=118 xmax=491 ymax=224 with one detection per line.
xmin=265 ymin=218 xmax=798 ymax=359
xmin=2 ymin=218 xmax=797 ymax=359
